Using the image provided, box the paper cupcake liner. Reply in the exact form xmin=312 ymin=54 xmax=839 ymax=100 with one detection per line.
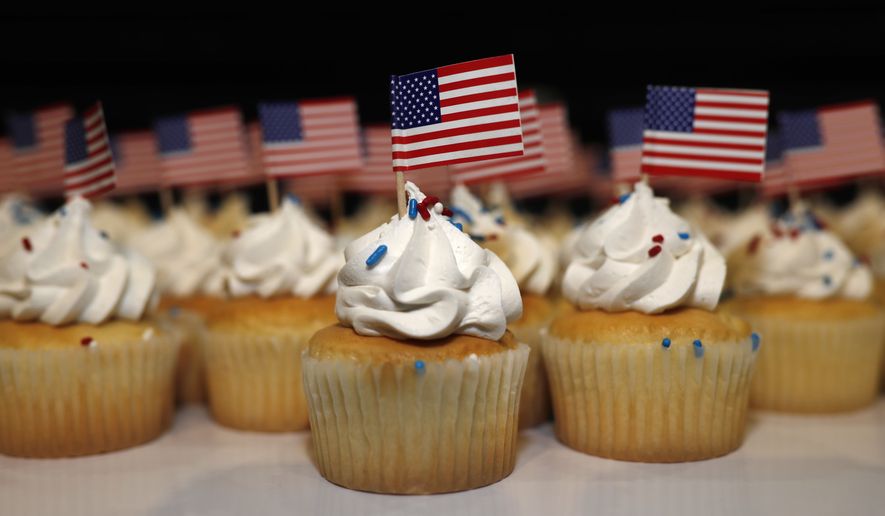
xmin=302 ymin=343 xmax=529 ymax=494
xmin=510 ymin=324 xmax=551 ymax=428
xmin=0 ymin=330 xmax=179 ymax=458
xmin=541 ymin=334 xmax=757 ymax=462
xmin=740 ymin=313 xmax=885 ymax=412
xmin=160 ymin=310 xmax=208 ymax=404
xmin=204 ymin=329 xmax=316 ymax=432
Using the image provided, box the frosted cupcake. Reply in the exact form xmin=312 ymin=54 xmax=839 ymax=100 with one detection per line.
xmin=0 ymin=198 xmax=177 ymax=457
xmin=450 ymin=184 xmax=557 ymax=428
xmin=203 ymin=195 xmax=342 ymax=431
xmin=129 ymin=208 xmax=226 ymax=403
xmin=302 ymin=182 xmax=527 ymax=494
xmin=544 ymin=181 xmax=757 ymax=462
xmin=725 ymin=210 xmax=884 ymax=412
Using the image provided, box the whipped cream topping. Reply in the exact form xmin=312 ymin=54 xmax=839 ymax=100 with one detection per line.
xmin=221 ymin=196 xmax=342 ymax=298
xmin=0 ymin=197 xmax=157 ymax=325
xmin=129 ymin=209 xmax=224 ymax=298
xmin=731 ymin=211 xmax=872 ymax=300
xmin=562 ymin=182 xmax=725 ymax=313
xmin=0 ymin=194 xmax=43 ymax=233
xmin=336 ymin=181 xmax=522 ymax=341
xmin=449 ymin=184 xmax=557 ymax=295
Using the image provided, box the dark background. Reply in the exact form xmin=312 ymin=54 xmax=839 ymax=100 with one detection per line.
xmin=1 ymin=9 xmax=883 ymax=212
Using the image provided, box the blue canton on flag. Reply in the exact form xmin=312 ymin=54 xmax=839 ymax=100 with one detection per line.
xmin=155 ymin=116 xmax=192 ymax=154
xmin=766 ymin=130 xmax=783 ymax=161
xmin=7 ymin=114 xmax=37 ymax=149
xmin=644 ymin=86 xmax=696 ymax=133
xmin=259 ymin=103 xmax=304 ymax=143
xmin=390 ymin=71 xmax=442 ymax=129
xmin=64 ymin=119 xmax=89 ymax=164
xmin=607 ymin=108 xmax=644 ymax=148
xmin=778 ymin=111 xmax=822 ymax=150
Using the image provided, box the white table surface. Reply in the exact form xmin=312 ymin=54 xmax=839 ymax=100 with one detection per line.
xmin=2 ymin=400 xmax=884 ymax=516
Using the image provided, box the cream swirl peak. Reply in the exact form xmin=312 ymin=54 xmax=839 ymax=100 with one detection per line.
xmin=731 ymin=210 xmax=872 ymax=300
xmin=336 ymin=182 xmax=522 ymax=341
xmin=562 ymin=182 xmax=725 ymax=313
xmin=222 ymin=195 xmax=342 ymax=298
xmin=0 ymin=197 xmax=157 ymax=325
xmin=449 ymin=184 xmax=557 ymax=295
xmin=129 ymin=209 xmax=224 ymax=298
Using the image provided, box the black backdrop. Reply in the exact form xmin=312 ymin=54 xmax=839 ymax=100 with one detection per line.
xmin=1 ymin=9 xmax=883 ymax=212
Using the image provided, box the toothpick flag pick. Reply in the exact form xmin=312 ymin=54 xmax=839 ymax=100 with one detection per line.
xmin=607 ymin=108 xmax=644 ymax=183
xmin=640 ymin=85 xmax=770 ymax=182
xmin=779 ymin=101 xmax=885 ymax=188
xmin=6 ymin=103 xmax=74 ymax=195
xmin=63 ymin=102 xmax=116 ymax=199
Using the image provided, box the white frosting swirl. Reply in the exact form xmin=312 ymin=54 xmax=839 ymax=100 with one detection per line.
xmin=129 ymin=209 xmax=224 ymax=298
xmin=562 ymin=182 xmax=725 ymax=313
xmin=449 ymin=184 xmax=557 ymax=295
xmin=336 ymin=181 xmax=522 ymax=341
xmin=731 ymin=213 xmax=872 ymax=300
xmin=221 ymin=197 xmax=342 ymax=298
xmin=0 ymin=197 xmax=157 ymax=325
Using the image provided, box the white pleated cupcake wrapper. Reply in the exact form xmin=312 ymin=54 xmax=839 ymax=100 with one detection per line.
xmin=541 ymin=333 xmax=757 ymax=462
xmin=510 ymin=324 xmax=551 ymax=428
xmin=0 ymin=332 xmax=179 ymax=458
xmin=742 ymin=313 xmax=885 ymax=412
xmin=204 ymin=330 xmax=314 ymax=431
xmin=163 ymin=310 xmax=208 ymax=404
xmin=302 ymin=344 xmax=529 ymax=494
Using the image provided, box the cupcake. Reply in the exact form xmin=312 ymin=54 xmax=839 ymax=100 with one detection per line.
xmin=0 ymin=197 xmax=177 ymax=457
xmin=302 ymin=181 xmax=527 ymax=494
xmin=725 ymin=209 xmax=884 ymax=412
xmin=129 ymin=208 xmax=226 ymax=403
xmin=202 ymin=195 xmax=342 ymax=431
xmin=450 ymin=184 xmax=558 ymax=428
xmin=544 ymin=181 xmax=757 ymax=462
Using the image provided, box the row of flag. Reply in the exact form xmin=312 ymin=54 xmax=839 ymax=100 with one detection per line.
xmin=1 ymin=53 xmax=883 ymax=202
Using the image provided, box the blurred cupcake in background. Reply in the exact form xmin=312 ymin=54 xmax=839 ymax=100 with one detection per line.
xmin=205 ymin=191 xmax=252 ymax=239
xmin=725 ymin=207 xmax=884 ymax=412
xmin=0 ymin=197 xmax=178 ymax=457
xmin=89 ymin=198 xmax=153 ymax=244
xmin=450 ymin=183 xmax=557 ymax=428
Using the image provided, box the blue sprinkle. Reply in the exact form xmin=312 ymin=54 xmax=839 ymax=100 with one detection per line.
xmin=286 ymin=193 xmax=300 ymax=204
xmin=449 ymin=206 xmax=473 ymax=224
xmin=853 ymin=258 xmax=861 ymax=268
xmin=678 ymin=232 xmax=690 ymax=240
xmin=168 ymin=306 xmax=181 ymax=318
xmin=414 ymin=360 xmax=425 ymax=374
xmin=495 ymin=216 xmax=505 ymax=225
xmin=662 ymin=337 xmax=671 ymax=349
xmin=751 ymin=333 xmax=760 ymax=352
xmin=366 ymin=245 xmax=388 ymax=267
xmin=822 ymin=250 xmax=834 ymax=261
xmin=450 ymin=221 xmax=463 ymax=231
xmin=408 ymin=198 xmax=418 ymax=219
xmin=822 ymin=275 xmax=832 ymax=286
xmin=693 ymin=339 xmax=704 ymax=358
xmin=618 ymin=193 xmax=631 ymax=204
xmin=59 ymin=206 xmax=67 ymax=216
xmin=99 ymin=230 xmax=109 ymax=240
xmin=470 ymin=234 xmax=486 ymax=242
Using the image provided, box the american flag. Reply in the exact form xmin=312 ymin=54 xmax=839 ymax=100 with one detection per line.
xmin=640 ymin=85 xmax=770 ymax=182
xmin=111 ymin=131 xmax=161 ymax=195
xmin=450 ymin=89 xmax=545 ymax=183
xmin=507 ymin=104 xmax=577 ymax=198
xmin=6 ymin=104 xmax=74 ymax=195
xmin=259 ymin=98 xmax=362 ymax=177
xmin=155 ymin=107 xmax=252 ymax=187
xmin=63 ymin=102 xmax=116 ymax=199
xmin=345 ymin=125 xmax=392 ymax=193
xmin=761 ymin=130 xmax=787 ymax=197
xmin=779 ymin=101 xmax=885 ymax=187
xmin=286 ymin=174 xmax=340 ymax=206
xmin=390 ymin=55 xmax=523 ymax=172
xmin=607 ymin=108 xmax=644 ymax=182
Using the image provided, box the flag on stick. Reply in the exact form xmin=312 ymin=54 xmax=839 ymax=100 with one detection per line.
xmin=640 ymin=85 xmax=770 ymax=182
xmin=111 ymin=131 xmax=161 ymax=195
xmin=6 ymin=104 xmax=74 ymax=195
xmin=63 ymin=102 xmax=116 ymax=199
xmin=607 ymin=108 xmax=644 ymax=183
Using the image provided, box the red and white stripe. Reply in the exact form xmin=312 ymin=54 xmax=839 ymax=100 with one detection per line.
xmin=392 ymin=55 xmax=523 ymax=172
xmin=508 ymin=105 xmax=578 ymax=198
xmin=286 ymin=174 xmax=340 ymax=206
xmin=784 ymin=102 xmax=885 ymax=188
xmin=263 ymin=98 xmax=362 ymax=177
xmin=11 ymin=104 xmax=73 ymax=195
xmin=611 ymin=145 xmax=642 ymax=183
xmin=113 ymin=131 xmax=160 ymax=195
xmin=641 ymin=88 xmax=769 ymax=182
xmin=450 ymin=89 xmax=545 ymax=184
xmin=161 ymin=108 xmax=254 ymax=187
xmin=345 ymin=125 xmax=391 ymax=194
xmin=64 ymin=103 xmax=116 ymax=199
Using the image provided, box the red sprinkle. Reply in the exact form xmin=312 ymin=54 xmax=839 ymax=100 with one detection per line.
xmin=789 ymin=228 xmax=801 ymax=239
xmin=771 ymin=224 xmax=783 ymax=238
xmin=652 ymin=234 xmax=664 ymax=243
xmin=441 ymin=208 xmax=453 ymax=217
xmin=416 ymin=203 xmax=430 ymax=221
xmin=648 ymin=245 xmax=662 ymax=257
xmin=231 ymin=230 xmax=240 ymax=238
xmin=610 ymin=197 xmax=621 ymax=205
xmin=747 ymin=235 xmax=761 ymax=255
xmin=80 ymin=337 xmax=93 ymax=347
xmin=80 ymin=262 xmax=89 ymax=270
xmin=487 ymin=234 xmax=499 ymax=241
xmin=21 ymin=237 xmax=32 ymax=252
